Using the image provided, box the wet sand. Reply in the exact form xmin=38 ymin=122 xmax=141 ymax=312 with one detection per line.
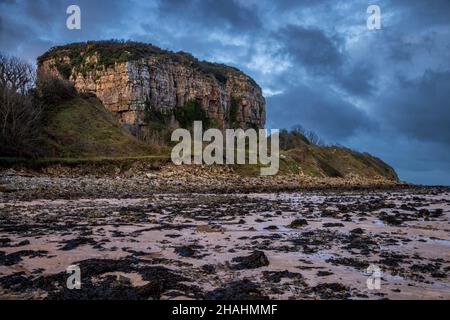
xmin=0 ymin=186 xmax=449 ymax=300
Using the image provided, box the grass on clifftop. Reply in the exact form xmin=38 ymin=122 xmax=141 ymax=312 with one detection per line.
xmin=288 ymin=144 xmax=398 ymax=180
xmin=232 ymin=135 xmax=398 ymax=181
xmin=42 ymin=95 xmax=158 ymax=158
xmin=38 ymin=40 xmax=256 ymax=86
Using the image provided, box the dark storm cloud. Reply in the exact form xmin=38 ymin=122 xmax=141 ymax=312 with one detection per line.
xmin=23 ymin=0 xmax=59 ymax=24
xmin=0 ymin=0 xmax=135 ymax=60
xmin=0 ymin=2 xmax=53 ymax=60
xmin=267 ymin=82 xmax=374 ymax=142
xmin=271 ymin=0 xmax=334 ymax=12
xmin=337 ymin=64 xmax=376 ymax=96
xmin=273 ymin=24 xmax=376 ymax=96
xmin=157 ymin=0 xmax=261 ymax=32
xmin=378 ymin=70 xmax=450 ymax=145
xmin=19 ymin=0 xmax=130 ymax=29
xmin=275 ymin=25 xmax=344 ymax=72
xmin=389 ymin=0 xmax=450 ymax=28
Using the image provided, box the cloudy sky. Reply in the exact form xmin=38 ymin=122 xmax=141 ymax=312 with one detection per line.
xmin=1 ymin=0 xmax=449 ymax=185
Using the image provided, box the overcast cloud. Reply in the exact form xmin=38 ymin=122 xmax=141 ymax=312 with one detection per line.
xmin=1 ymin=0 xmax=449 ymax=185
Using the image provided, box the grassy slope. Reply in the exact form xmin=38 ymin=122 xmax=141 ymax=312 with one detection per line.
xmin=1 ymin=94 xmax=398 ymax=181
xmin=234 ymin=140 xmax=398 ymax=181
xmin=42 ymin=95 xmax=156 ymax=158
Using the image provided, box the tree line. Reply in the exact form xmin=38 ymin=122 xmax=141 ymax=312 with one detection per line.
xmin=0 ymin=53 xmax=76 ymax=157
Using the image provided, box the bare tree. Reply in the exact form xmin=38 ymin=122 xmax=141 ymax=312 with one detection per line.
xmin=292 ymin=125 xmax=325 ymax=146
xmin=0 ymin=53 xmax=35 ymax=94
xmin=304 ymin=130 xmax=324 ymax=146
xmin=0 ymin=53 xmax=43 ymax=157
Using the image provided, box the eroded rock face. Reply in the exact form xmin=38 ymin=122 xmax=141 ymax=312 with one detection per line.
xmin=38 ymin=44 xmax=265 ymax=130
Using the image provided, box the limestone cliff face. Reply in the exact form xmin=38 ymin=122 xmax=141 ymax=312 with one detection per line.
xmin=38 ymin=42 xmax=265 ymax=130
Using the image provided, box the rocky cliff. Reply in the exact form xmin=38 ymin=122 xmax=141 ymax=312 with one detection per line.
xmin=37 ymin=41 xmax=265 ymax=130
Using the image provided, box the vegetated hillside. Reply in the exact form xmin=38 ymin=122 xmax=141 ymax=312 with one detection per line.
xmin=284 ymin=145 xmax=398 ymax=180
xmin=42 ymin=94 xmax=156 ymax=158
xmin=276 ymin=130 xmax=399 ymax=180
xmin=39 ymin=96 xmax=397 ymax=180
